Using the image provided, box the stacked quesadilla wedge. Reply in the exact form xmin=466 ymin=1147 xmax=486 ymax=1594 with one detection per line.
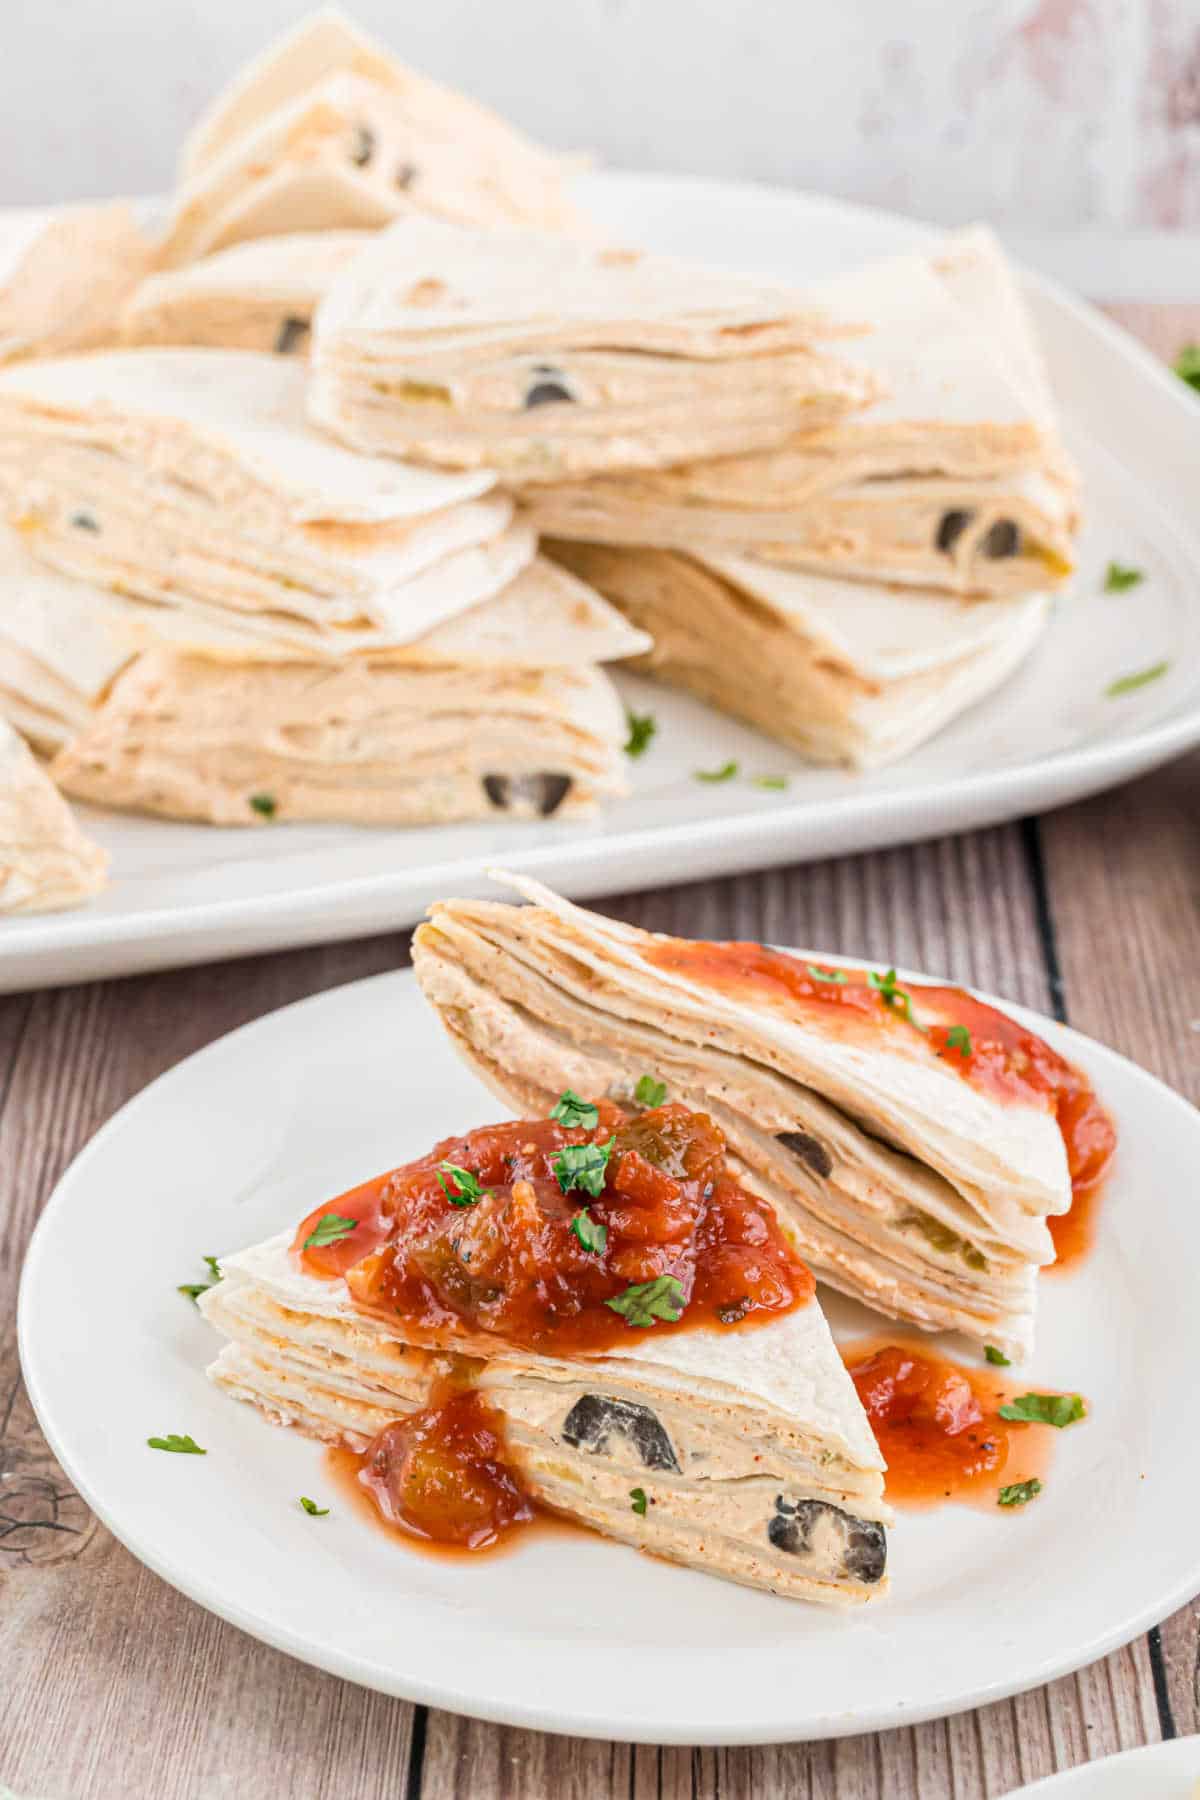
xmin=412 ymin=877 xmax=1115 ymax=1359
xmin=0 ymin=716 xmax=106 ymax=914
xmin=525 ymin=229 xmax=1078 ymax=599
xmin=199 ymin=1097 xmax=891 ymax=1604
xmin=310 ymin=218 xmax=880 ymax=480
xmin=161 ymin=9 xmax=584 ymax=265
xmin=0 ymin=349 xmax=535 ymax=655
xmin=0 ymin=202 xmax=152 ymax=366
xmin=26 ymin=549 xmax=645 ymax=826
xmin=549 ymin=541 xmax=1048 ymax=768
xmin=121 ymin=231 xmax=370 ymax=356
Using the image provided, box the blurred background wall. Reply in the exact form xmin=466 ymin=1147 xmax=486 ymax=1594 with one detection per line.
xmin=6 ymin=0 xmax=1200 ymax=229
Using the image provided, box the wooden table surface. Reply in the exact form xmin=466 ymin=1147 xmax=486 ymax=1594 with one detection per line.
xmin=2 ymin=305 xmax=1198 ymax=1800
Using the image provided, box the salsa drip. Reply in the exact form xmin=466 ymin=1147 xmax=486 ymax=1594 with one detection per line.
xmin=291 ymin=1100 xmax=814 ymax=1550
xmin=844 ymin=1340 xmax=1070 ymax=1509
xmin=293 ymin=1103 xmax=813 ymax=1354
xmin=642 ymin=939 xmax=1116 ymax=1203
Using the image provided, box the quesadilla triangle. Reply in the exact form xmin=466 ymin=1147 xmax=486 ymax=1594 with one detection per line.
xmin=198 ymin=1097 xmax=891 ymax=1603
xmin=164 ymin=9 xmax=584 ymax=264
xmin=309 ymin=218 xmax=881 ymax=481
xmin=0 ymin=716 xmax=106 ymax=915
xmin=547 ymin=541 xmax=1049 ymax=769
xmin=411 ymin=877 xmax=1117 ymax=1360
xmin=0 ymin=348 xmax=538 ymax=656
xmin=0 ymin=202 xmax=153 ymax=366
xmin=523 ymin=228 xmax=1078 ymax=599
xmin=48 ymin=557 xmax=645 ymax=827
xmin=121 ymin=232 xmax=371 ymax=356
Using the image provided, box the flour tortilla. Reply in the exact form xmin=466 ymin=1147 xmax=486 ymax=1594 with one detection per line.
xmin=0 ymin=716 xmax=106 ymax=914
xmin=411 ymin=874 xmax=1078 ymax=1356
xmin=0 ymin=202 xmax=153 ymax=365
xmin=310 ymin=219 xmax=879 ymax=478
xmin=547 ymin=541 xmax=1049 ymax=769
xmin=121 ymin=231 xmax=370 ymax=354
xmin=196 ymin=1221 xmax=889 ymax=1605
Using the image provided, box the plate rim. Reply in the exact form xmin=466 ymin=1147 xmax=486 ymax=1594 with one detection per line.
xmin=18 ymin=959 xmax=1200 ymax=1744
xmin=3 ymin=168 xmax=1200 ymax=988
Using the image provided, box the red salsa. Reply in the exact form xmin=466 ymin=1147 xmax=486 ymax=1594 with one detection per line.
xmin=291 ymin=1101 xmax=815 ymax=1550
xmin=844 ymin=1339 xmax=1077 ymax=1509
xmin=642 ymin=940 xmax=1117 ymax=1206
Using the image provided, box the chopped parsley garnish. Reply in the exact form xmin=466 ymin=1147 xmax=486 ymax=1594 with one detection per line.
xmin=569 ymin=1207 xmax=608 ymax=1254
xmin=303 ymin=1211 xmax=359 ymax=1248
xmin=436 ymin=1163 xmax=489 ymax=1208
xmin=550 ymin=1089 xmax=600 ymax=1130
xmin=869 ymin=967 xmax=924 ymax=1030
xmin=945 ymin=1024 xmax=972 ymax=1058
xmin=998 ymin=1478 xmax=1042 ymax=1507
xmin=147 ymin=1434 xmax=206 ymax=1455
xmin=694 ymin=760 xmax=739 ymax=783
xmin=1106 ymin=661 xmax=1169 ymax=698
xmin=629 ymin=1487 xmax=648 ymax=1516
xmin=249 ymin=792 xmax=277 ymax=817
xmin=299 ymin=1496 xmax=330 ymax=1516
xmin=634 ymin=1074 xmax=667 ymax=1108
xmin=805 ymin=964 xmax=847 ymax=984
xmin=984 ymin=1345 xmax=1011 ymax=1367
xmin=552 ymin=1139 xmax=613 ymax=1198
xmin=624 ymin=708 xmax=657 ymax=757
xmin=752 ymin=774 xmax=789 ymax=790
xmin=606 ymin=1274 xmax=685 ymax=1327
xmin=1173 ymin=344 xmax=1200 ymax=393
xmin=999 ymin=1392 xmax=1086 ymax=1428
xmin=1103 ymin=561 xmax=1144 ymax=592
xmin=177 ymin=1253 xmax=222 ymax=1302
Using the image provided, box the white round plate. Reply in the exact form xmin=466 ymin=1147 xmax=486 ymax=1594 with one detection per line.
xmin=1004 ymin=1737 xmax=1200 ymax=1796
xmin=4 ymin=171 xmax=1200 ymax=992
xmin=19 ymin=965 xmax=1200 ymax=1743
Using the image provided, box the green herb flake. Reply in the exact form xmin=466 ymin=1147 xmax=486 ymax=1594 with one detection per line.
xmin=752 ymin=774 xmax=789 ymax=790
xmin=1103 ymin=561 xmax=1144 ymax=592
xmin=624 ymin=709 xmax=657 ymax=758
xmin=552 ymin=1139 xmax=613 ymax=1199
xmin=570 ymin=1207 xmax=608 ymax=1254
xmin=998 ymin=1392 xmax=1086 ymax=1428
xmin=177 ymin=1253 xmax=223 ymax=1303
xmin=1173 ymin=344 xmax=1200 ymax=393
xmin=869 ymin=967 xmax=925 ymax=1031
xmin=1105 ymin=661 xmax=1169 ymax=698
xmin=300 ymin=1496 xmax=330 ymax=1516
xmin=694 ymin=760 xmax=739 ymax=783
xmin=945 ymin=1023 xmax=972 ymax=1058
xmin=436 ymin=1163 xmax=489 ymax=1208
xmin=984 ymin=1345 xmax=1011 ymax=1367
xmin=998 ymin=1478 xmax=1043 ymax=1508
xmin=606 ymin=1274 xmax=686 ymax=1328
xmin=550 ymin=1089 xmax=600 ymax=1130
xmin=629 ymin=1487 xmax=648 ymax=1516
xmin=303 ymin=1211 xmax=360 ymax=1248
xmin=148 ymin=1434 xmax=206 ymax=1455
xmin=249 ymin=792 xmax=277 ymax=818
xmin=805 ymin=963 xmax=848 ymax=984
xmin=633 ymin=1074 xmax=667 ymax=1108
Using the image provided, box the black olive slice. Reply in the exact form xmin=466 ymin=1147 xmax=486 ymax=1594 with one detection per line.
xmin=936 ymin=509 xmax=973 ymax=552
xmin=980 ymin=518 xmax=1021 ymax=558
xmin=562 ymin=1394 xmax=681 ymax=1472
xmin=349 ymin=124 xmax=375 ymax=167
xmin=273 ymin=316 xmax=310 ymax=355
xmin=69 ymin=511 xmax=100 ymax=533
xmin=775 ymin=1130 xmax=833 ymax=1179
xmin=768 ymin=1497 xmax=887 ymax=1583
xmin=524 ymin=380 xmax=576 ymax=409
xmin=481 ymin=772 xmax=574 ymax=816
